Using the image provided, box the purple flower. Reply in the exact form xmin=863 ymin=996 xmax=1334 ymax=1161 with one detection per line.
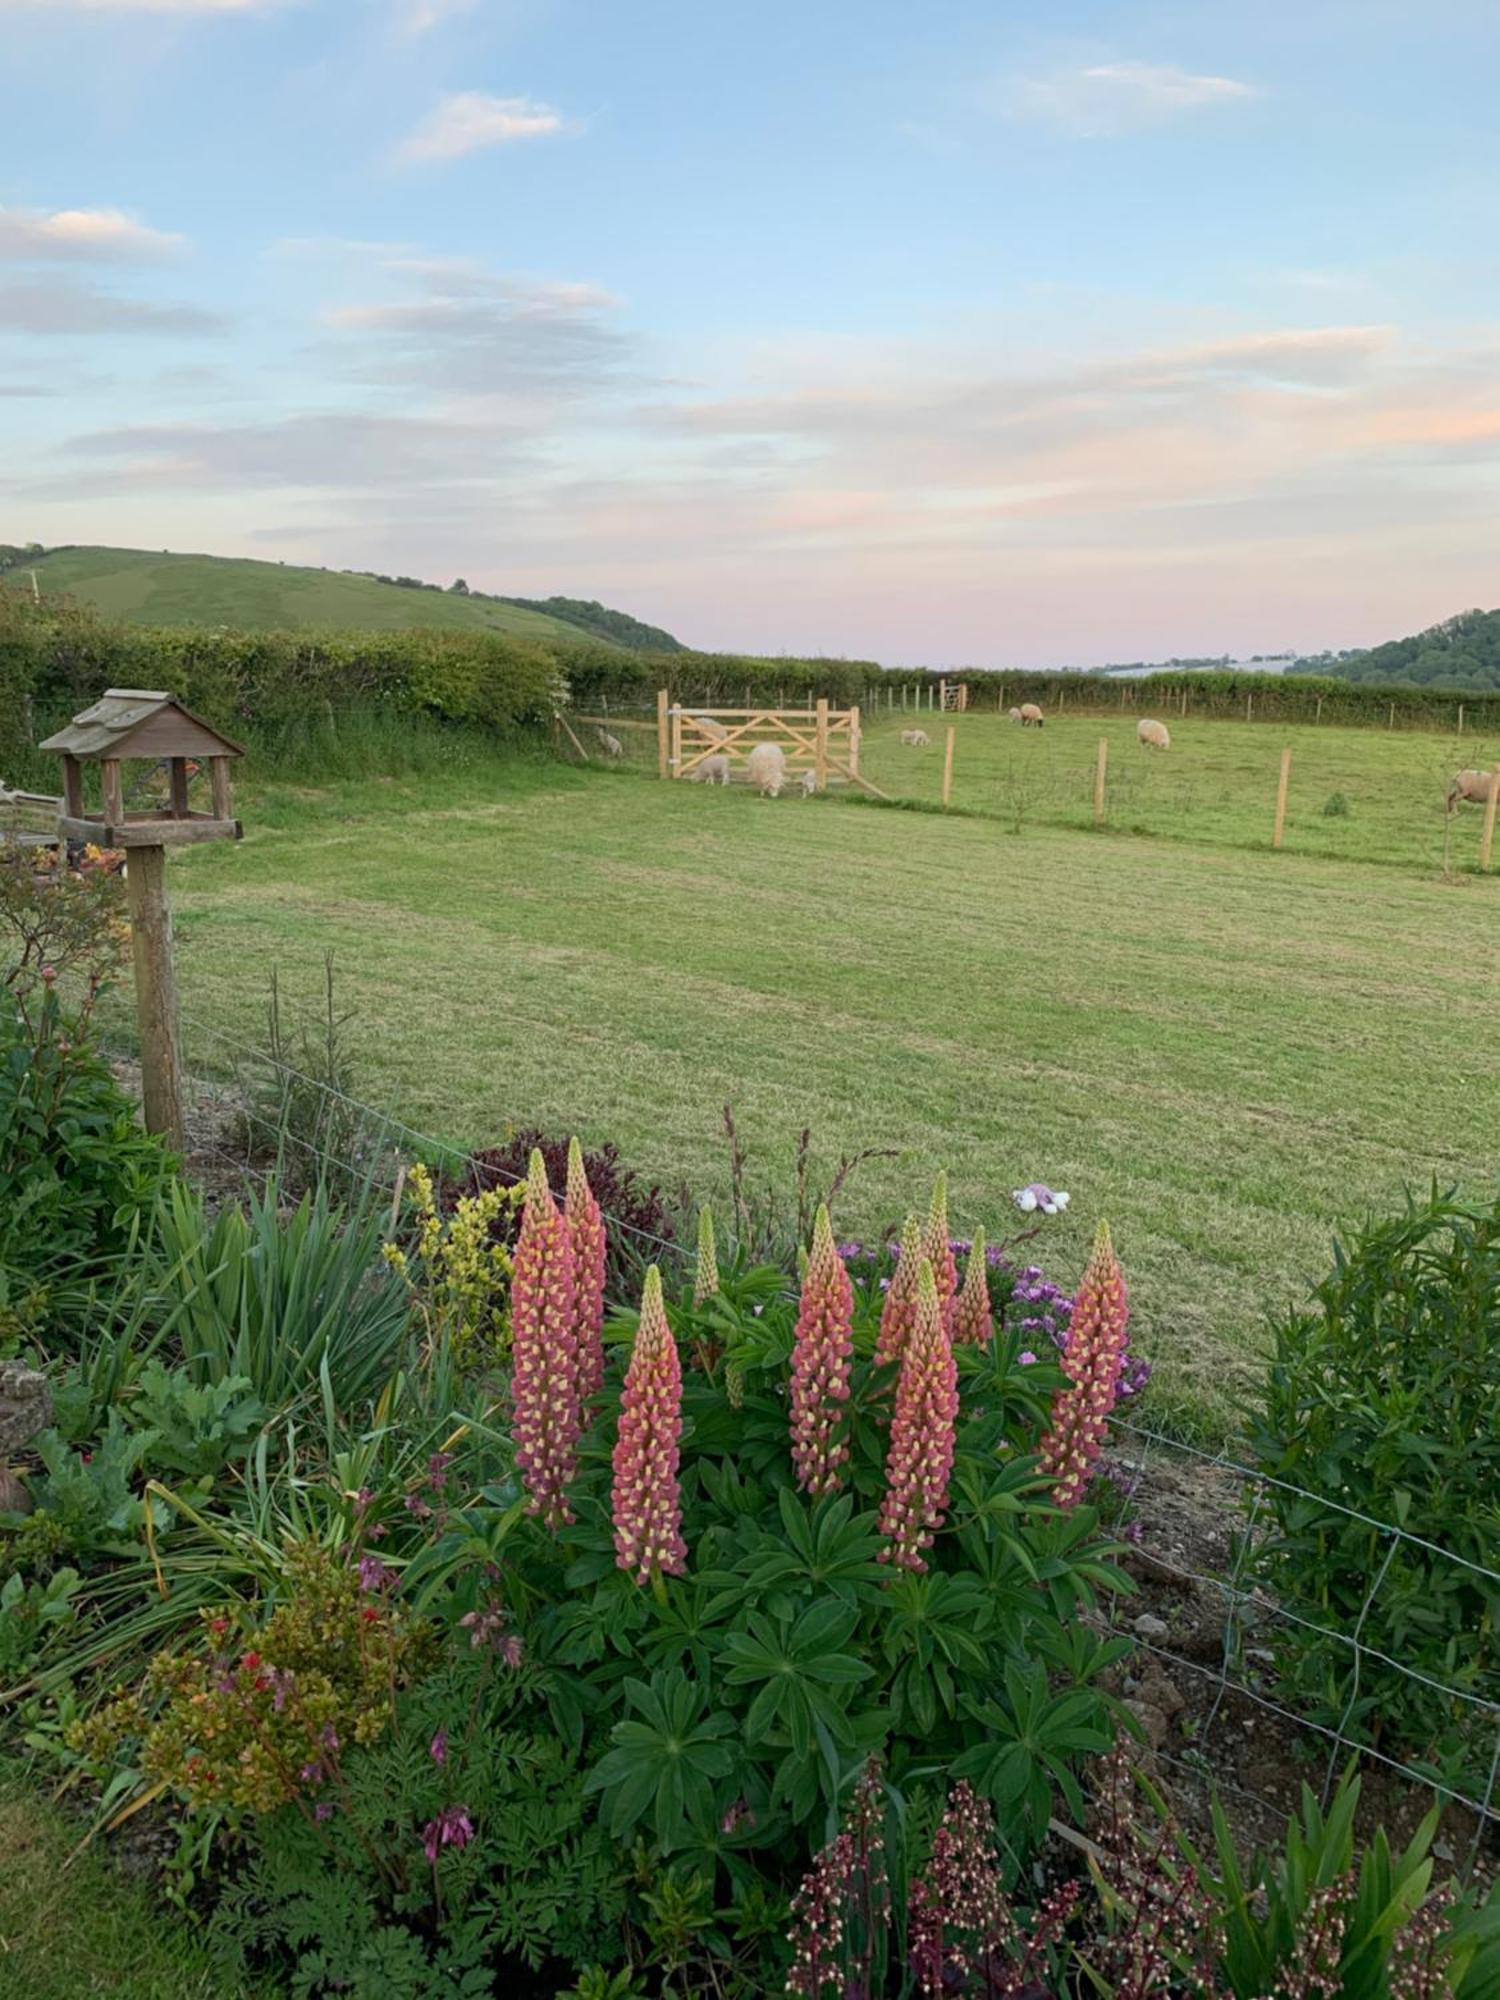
xmin=421 ymin=1803 xmax=475 ymax=1863
xmin=1018 ymin=1350 xmax=1038 ymax=1366
xmin=357 ymin=1553 xmax=399 ymax=1594
xmin=430 ymin=1728 xmax=448 ymax=1765
xmin=314 ymin=1801 xmax=335 ymax=1822
xmin=427 ymin=1452 xmax=453 ymax=1489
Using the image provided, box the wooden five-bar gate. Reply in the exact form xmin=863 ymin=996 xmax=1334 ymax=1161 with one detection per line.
xmin=661 ymin=696 xmax=886 ymax=795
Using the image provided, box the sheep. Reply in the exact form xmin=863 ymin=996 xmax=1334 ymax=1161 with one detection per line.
xmin=595 ymin=728 xmax=623 ymax=758
xmin=746 ymin=742 xmax=786 ymax=797
xmin=1137 ymin=718 xmax=1171 ymax=752
xmin=1019 ymin=704 xmax=1044 ymax=728
xmin=690 ymin=753 xmax=731 ymax=786
xmin=1007 ymin=706 xmax=1023 ymax=724
xmin=797 ymin=769 xmax=818 ymax=796
xmin=1446 ymin=768 xmax=1497 ymax=810
xmin=900 ymin=728 xmax=930 ymax=747
xmin=692 ymin=715 xmax=729 ymax=744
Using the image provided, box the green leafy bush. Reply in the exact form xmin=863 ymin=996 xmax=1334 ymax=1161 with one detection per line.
xmin=0 ymin=989 xmax=174 ymax=1334
xmin=1247 ymin=1190 xmax=1500 ymax=1784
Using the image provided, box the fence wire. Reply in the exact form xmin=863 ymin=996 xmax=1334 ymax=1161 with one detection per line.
xmin=161 ymin=1022 xmax=1499 ymax=1880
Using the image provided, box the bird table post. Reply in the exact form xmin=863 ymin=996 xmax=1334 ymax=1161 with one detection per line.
xmin=40 ymin=688 xmax=243 ymax=1152
xmin=1482 ymin=770 xmax=1500 ymax=873
xmin=1093 ymin=737 xmax=1108 ymax=826
xmin=1273 ymin=746 xmax=1292 ymax=851
xmin=942 ymin=726 xmax=955 ymax=808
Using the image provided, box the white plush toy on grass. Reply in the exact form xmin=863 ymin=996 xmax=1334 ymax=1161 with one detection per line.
xmin=1012 ymin=1182 xmax=1070 ymax=1215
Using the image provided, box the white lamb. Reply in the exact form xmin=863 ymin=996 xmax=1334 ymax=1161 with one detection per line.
xmin=692 ymin=716 xmax=729 ymax=744
xmin=1007 ymin=707 xmax=1023 ymax=723
xmin=746 ymin=742 xmax=787 ymax=797
xmin=900 ymin=728 xmax=930 ymax=747
xmin=1137 ymin=718 xmax=1171 ymax=752
xmin=595 ymin=728 xmax=623 ymax=758
xmin=690 ymin=753 xmax=731 ymax=786
xmin=797 ymin=769 xmax=817 ymax=796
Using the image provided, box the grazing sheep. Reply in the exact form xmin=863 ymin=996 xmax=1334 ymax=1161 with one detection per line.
xmin=1019 ymin=703 xmax=1044 ymax=728
xmin=1446 ymin=768 xmax=1497 ymax=809
xmin=692 ymin=715 xmax=729 ymax=744
xmin=690 ymin=753 xmax=731 ymax=786
xmin=1137 ymin=718 xmax=1171 ymax=752
xmin=797 ymin=769 xmax=817 ymax=796
xmin=1007 ymin=706 xmax=1023 ymax=723
xmin=900 ymin=728 xmax=930 ymax=747
xmin=746 ymin=742 xmax=787 ymax=797
xmin=595 ymin=728 xmax=624 ymax=758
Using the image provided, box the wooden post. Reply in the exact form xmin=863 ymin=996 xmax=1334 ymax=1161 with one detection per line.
xmin=1119 ymin=684 xmax=1127 ymax=709
xmin=62 ymin=754 xmax=84 ymax=818
xmin=656 ymin=689 xmax=669 ymax=779
xmin=1093 ymin=737 xmax=1108 ymax=826
xmin=1245 ymin=693 xmax=1253 ymax=724
xmin=209 ymin=755 xmax=233 ymax=820
xmin=1482 ymin=769 xmax=1500 ymax=873
xmin=849 ymin=705 xmax=861 ymax=777
xmin=169 ymin=758 xmax=191 ymax=817
xmin=1058 ymin=686 xmax=1066 ymax=714
xmin=1273 ymin=746 xmax=1292 ymax=851
xmin=101 ymin=757 xmax=124 ymax=830
xmin=1388 ymin=702 xmax=1396 ymax=729
xmin=939 ymin=679 xmax=947 ymax=712
xmin=815 ymin=698 xmax=830 ymax=792
xmin=902 ymin=685 xmax=908 ymax=711
xmin=669 ymin=705 xmax=683 ymax=780
xmin=1315 ymin=695 xmax=1323 ymax=724
xmin=942 ymin=726 xmax=955 ymax=808
xmin=125 ymin=845 xmax=185 ymax=1150
xmin=1457 ymin=704 xmax=1465 ymax=735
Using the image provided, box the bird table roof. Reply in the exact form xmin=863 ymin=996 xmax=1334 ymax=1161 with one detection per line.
xmin=38 ymin=689 xmax=244 ymax=761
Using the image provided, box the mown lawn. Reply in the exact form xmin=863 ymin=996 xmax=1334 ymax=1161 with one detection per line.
xmin=0 ymin=1775 xmax=245 ymax=1999
xmin=160 ymin=748 xmax=1499 ymax=1432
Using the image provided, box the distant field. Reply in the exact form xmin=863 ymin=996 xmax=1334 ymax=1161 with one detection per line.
xmin=857 ymin=709 xmax=1498 ymax=873
xmin=14 ymin=545 xmax=604 ymax=645
xmin=158 ymin=752 xmax=1500 ymax=1435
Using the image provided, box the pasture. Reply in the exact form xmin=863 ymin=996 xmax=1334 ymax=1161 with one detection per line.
xmin=161 ymin=724 xmax=1500 ymax=1433
xmin=857 ymin=707 xmax=1498 ymax=871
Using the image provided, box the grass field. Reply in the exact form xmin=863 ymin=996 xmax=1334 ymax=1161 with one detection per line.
xmin=14 ymin=544 xmax=606 ymax=645
xmin=856 ymin=709 xmax=1499 ymax=873
xmin=157 ymin=726 xmax=1500 ymax=1433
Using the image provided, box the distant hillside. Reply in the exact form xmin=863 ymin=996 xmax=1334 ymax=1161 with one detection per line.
xmin=0 ymin=544 xmax=682 ymax=652
xmin=1294 ymin=609 xmax=1500 ymax=692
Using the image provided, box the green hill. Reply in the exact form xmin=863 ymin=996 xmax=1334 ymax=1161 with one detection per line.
xmin=0 ymin=544 xmax=681 ymax=652
xmin=1296 ymin=608 xmax=1500 ymax=691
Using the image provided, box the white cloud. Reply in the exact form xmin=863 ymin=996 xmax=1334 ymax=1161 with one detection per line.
xmin=392 ymin=0 xmax=476 ymax=34
xmin=395 ymin=91 xmax=568 ymax=165
xmin=0 ymin=206 xmax=184 ymax=260
xmin=1003 ymin=58 xmax=1259 ymax=137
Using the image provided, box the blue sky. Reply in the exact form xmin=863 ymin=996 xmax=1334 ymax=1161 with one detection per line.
xmin=3 ymin=0 xmax=1499 ymax=663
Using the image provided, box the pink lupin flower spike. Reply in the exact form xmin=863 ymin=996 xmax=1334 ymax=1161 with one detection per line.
xmin=790 ymin=1204 xmax=855 ymax=1496
xmin=509 ymin=1148 xmax=581 ymax=1529
xmin=565 ymin=1136 xmax=607 ymax=1402
xmin=612 ymin=1265 xmax=688 ymax=1586
xmin=878 ymin=1258 xmax=959 ymax=1571
xmin=951 ymin=1230 xmax=994 ymax=1346
xmin=874 ymin=1212 xmax=924 ymax=1369
xmin=1037 ymin=1221 xmax=1130 ymax=1509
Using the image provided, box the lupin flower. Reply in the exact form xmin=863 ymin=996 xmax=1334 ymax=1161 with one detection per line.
xmin=565 ymin=1137 xmax=607 ymax=1402
xmin=951 ymin=1230 xmax=994 ymax=1346
xmin=693 ymin=1205 xmax=720 ymax=1304
xmin=874 ymin=1212 xmax=924 ymax=1368
xmin=1037 ymin=1221 xmax=1130 ymax=1508
xmin=612 ymin=1265 xmax=687 ymax=1586
xmin=790 ymin=1205 xmax=855 ymax=1496
xmin=509 ymin=1148 xmax=581 ymax=1529
xmin=878 ymin=1259 xmax=959 ymax=1571
xmin=921 ymin=1171 xmax=959 ymax=1320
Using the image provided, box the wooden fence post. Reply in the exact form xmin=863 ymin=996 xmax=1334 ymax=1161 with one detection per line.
xmin=1246 ymin=693 xmax=1253 ymax=724
xmin=1093 ymin=738 xmax=1108 ymax=826
xmin=1388 ymin=702 xmax=1396 ymax=729
xmin=942 ymin=726 xmax=955 ymax=808
xmin=669 ymin=705 xmax=682 ymax=779
xmin=1315 ymin=695 xmax=1323 ymax=724
xmin=1457 ymin=704 xmax=1465 ymax=735
xmin=1273 ymin=746 xmax=1292 ymax=851
xmin=125 ymin=844 xmax=186 ymax=1150
xmin=849 ymin=705 xmax=861 ymax=777
xmin=1482 ymin=769 xmax=1500 ymax=873
xmin=656 ymin=689 xmax=669 ymax=779
xmin=815 ymin=698 xmax=830 ymax=792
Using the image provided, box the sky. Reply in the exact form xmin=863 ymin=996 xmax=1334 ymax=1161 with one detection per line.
xmin=2 ymin=0 xmax=1499 ymax=666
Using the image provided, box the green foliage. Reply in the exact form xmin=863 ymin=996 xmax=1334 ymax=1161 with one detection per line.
xmin=126 ymin=1361 xmax=266 ymax=1480
xmin=0 ymin=990 xmax=175 ymax=1332
xmin=1247 ymin=1190 xmax=1500 ymax=1786
xmin=209 ymin=1646 xmax=629 ymax=1996
xmin=151 ymin=1176 xmax=412 ymax=1413
xmin=8 ymin=1414 xmax=151 ymax=1560
xmin=0 ymin=1565 xmax=81 ymax=1678
xmin=504 ymin=592 xmax=684 ymax=654
xmin=1322 ymin=789 xmax=1351 ymax=816
xmin=1327 ymin=606 xmax=1500 ymax=692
